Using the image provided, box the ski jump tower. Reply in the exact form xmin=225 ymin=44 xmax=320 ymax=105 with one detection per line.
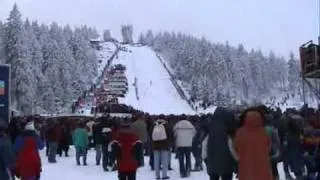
xmin=299 ymin=2 xmax=320 ymax=105
xmin=300 ymin=39 xmax=320 ymax=103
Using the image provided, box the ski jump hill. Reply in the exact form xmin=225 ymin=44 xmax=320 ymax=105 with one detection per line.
xmin=109 ymin=44 xmax=195 ymax=115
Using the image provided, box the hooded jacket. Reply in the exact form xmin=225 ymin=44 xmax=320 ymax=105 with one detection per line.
xmin=131 ymin=119 xmax=148 ymax=143
xmin=112 ymin=128 xmax=142 ymax=172
xmin=205 ymin=107 xmax=237 ymax=175
xmin=174 ymin=120 xmax=196 ymax=147
xmin=235 ymin=112 xmax=273 ymax=180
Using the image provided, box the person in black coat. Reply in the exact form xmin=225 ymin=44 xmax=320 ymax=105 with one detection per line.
xmin=203 ymin=107 xmax=237 ymax=180
xmin=192 ymin=116 xmax=206 ymax=171
xmin=93 ymin=120 xmax=104 ymax=165
xmin=57 ymin=122 xmax=70 ymax=157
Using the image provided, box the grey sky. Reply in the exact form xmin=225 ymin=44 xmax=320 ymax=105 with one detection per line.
xmin=0 ymin=0 xmax=318 ymax=57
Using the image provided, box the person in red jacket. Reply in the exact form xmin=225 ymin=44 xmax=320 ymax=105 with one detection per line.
xmin=234 ymin=107 xmax=273 ymax=180
xmin=15 ymin=119 xmax=44 ymax=180
xmin=110 ymin=118 xmax=143 ymax=180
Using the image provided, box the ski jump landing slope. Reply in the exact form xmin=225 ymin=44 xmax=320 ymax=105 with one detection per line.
xmin=113 ymin=45 xmax=195 ymax=115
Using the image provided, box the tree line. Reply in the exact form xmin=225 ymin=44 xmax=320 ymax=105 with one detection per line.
xmin=0 ymin=4 xmax=99 ymax=114
xmin=139 ymin=30 xmax=303 ymax=108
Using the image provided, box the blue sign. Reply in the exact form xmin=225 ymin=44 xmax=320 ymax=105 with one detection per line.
xmin=0 ymin=65 xmax=10 ymax=124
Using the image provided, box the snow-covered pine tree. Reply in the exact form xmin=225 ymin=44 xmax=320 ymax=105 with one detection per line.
xmin=288 ymin=52 xmax=301 ymax=94
xmin=2 ymin=4 xmax=100 ymax=114
xmin=248 ymin=49 xmax=263 ymax=95
xmin=103 ymin=29 xmax=111 ymax=41
xmin=138 ymin=33 xmax=146 ymax=45
xmin=150 ymin=30 xmax=300 ymax=106
xmin=0 ymin=21 xmax=5 ymax=63
xmin=121 ymin=25 xmax=133 ymax=44
xmin=4 ymin=4 xmax=35 ymax=113
xmin=24 ymin=19 xmax=43 ymax=111
xmin=145 ymin=30 xmax=154 ymax=46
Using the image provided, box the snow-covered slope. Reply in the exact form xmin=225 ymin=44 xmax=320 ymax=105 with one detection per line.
xmin=112 ymin=45 xmax=195 ymax=115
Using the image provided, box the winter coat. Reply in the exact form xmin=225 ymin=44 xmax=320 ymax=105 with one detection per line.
xmin=59 ymin=124 xmax=71 ymax=147
xmin=46 ymin=125 xmax=61 ymax=143
xmin=93 ymin=123 xmax=103 ymax=145
xmin=72 ymin=128 xmax=89 ymax=148
xmin=192 ymin=121 xmax=206 ymax=147
xmin=173 ymin=120 xmax=196 ymax=147
xmin=285 ymin=133 xmax=305 ymax=175
xmin=14 ymin=130 xmax=44 ymax=179
xmin=131 ymin=119 xmax=148 ymax=143
xmin=235 ymin=113 xmax=273 ymax=180
xmin=6 ymin=120 xmax=21 ymax=144
xmin=14 ymin=130 xmax=44 ymax=153
xmin=112 ymin=128 xmax=142 ymax=173
xmin=152 ymin=119 xmax=173 ymax=151
xmin=0 ymin=133 xmax=15 ymax=180
xmin=205 ymin=107 xmax=237 ymax=175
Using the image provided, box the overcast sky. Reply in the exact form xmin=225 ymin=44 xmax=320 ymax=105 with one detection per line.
xmin=0 ymin=0 xmax=318 ymax=57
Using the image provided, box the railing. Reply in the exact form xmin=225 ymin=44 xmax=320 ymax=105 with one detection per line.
xmin=155 ymin=53 xmax=195 ymax=110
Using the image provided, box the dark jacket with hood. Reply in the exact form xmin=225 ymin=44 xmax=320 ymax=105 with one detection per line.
xmin=205 ymin=107 xmax=237 ymax=175
xmin=93 ymin=122 xmax=103 ymax=145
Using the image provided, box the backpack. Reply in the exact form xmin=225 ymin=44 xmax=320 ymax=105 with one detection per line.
xmin=152 ymin=122 xmax=167 ymax=141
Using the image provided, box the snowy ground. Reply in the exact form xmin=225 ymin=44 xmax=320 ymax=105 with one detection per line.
xmin=39 ymin=148 xmax=288 ymax=180
xmin=113 ymin=45 xmax=195 ymax=115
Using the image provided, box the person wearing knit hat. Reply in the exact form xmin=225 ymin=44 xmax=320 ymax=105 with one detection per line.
xmin=14 ymin=117 xmax=44 ymax=180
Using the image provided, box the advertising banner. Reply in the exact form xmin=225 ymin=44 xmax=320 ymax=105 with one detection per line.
xmin=0 ymin=64 xmax=10 ymax=124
